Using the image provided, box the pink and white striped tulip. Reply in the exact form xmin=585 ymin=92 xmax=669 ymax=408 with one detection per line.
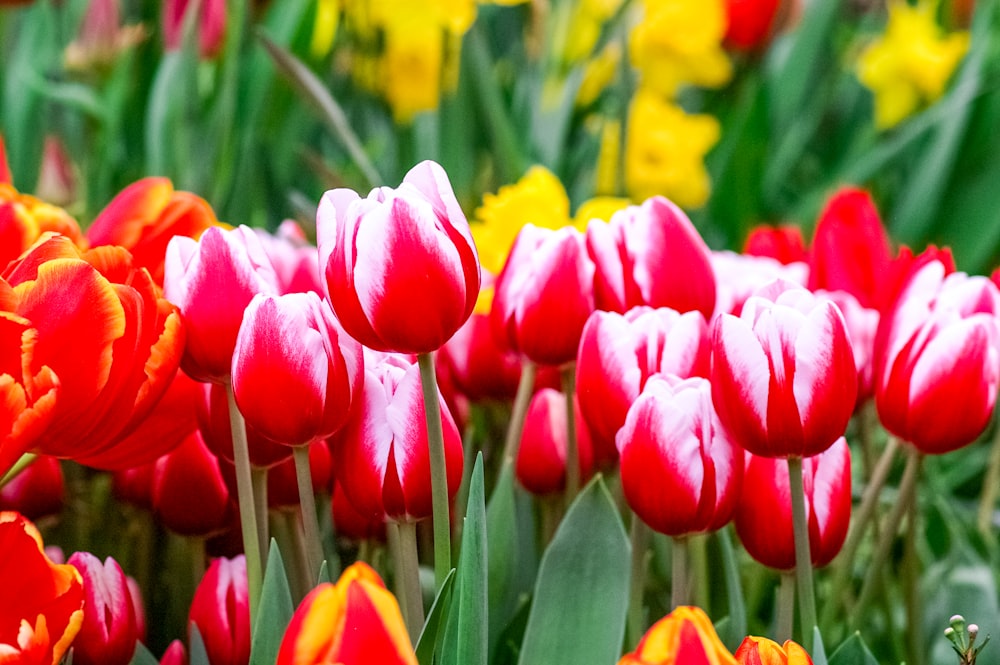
xmin=617 ymin=375 xmax=743 ymax=537
xmin=711 ymin=280 xmax=857 ymax=459
xmin=876 ymin=260 xmax=1000 ymax=454
xmin=67 ymin=551 xmax=139 ymax=665
xmin=576 ymin=307 xmax=710 ymax=465
xmin=318 ymin=160 xmax=480 ymax=354
xmin=232 ymin=292 xmax=363 ymax=446
xmin=711 ymin=250 xmax=808 ymax=317
xmin=816 ymin=289 xmax=879 ymax=408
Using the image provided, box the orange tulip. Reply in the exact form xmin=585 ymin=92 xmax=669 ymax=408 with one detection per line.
xmin=0 ymin=511 xmax=84 ymax=665
xmin=86 ymin=177 xmax=218 ymax=285
xmin=619 ymin=606 xmax=737 ymax=665
xmin=276 ymin=561 xmax=417 ymax=665
xmin=734 ymin=636 xmax=812 ymax=665
xmin=0 ymin=181 xmax=84 ymax=270
xmin=1 ymin=234 xmax=184 ymax=474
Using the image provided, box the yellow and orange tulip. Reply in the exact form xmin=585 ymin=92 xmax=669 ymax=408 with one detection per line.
xmin=619 ymin=606 xmax=737 ymax=665
xmin=734 ymin=636 xmax=812 ymax=665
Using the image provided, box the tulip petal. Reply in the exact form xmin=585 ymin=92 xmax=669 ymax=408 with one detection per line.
xmin=711 ymin=315 xmax=770 ymax=455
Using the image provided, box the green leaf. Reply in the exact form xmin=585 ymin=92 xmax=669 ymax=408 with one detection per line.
xmin=715 ymin=528 xmax=747 ymax=652
xmin=441 ymin=453 xmax=489 ymax=665
xmin=316 ymin=559 xmax=332 ymax=585
xmin=416 ymin=569 xmax=457 ymax=665
xmin=250 ymin=539 xmax=296 ymax=665
xmin=517 ymin=476 xmax=630 ymax=665
xmin=128 ymin=643 xmax=159 ymax=665
xmin=829 ymin=632 xmax=880 ymax=665
xmin=189 ymin=623 xmax=211 ymax=665
xmin=811 ymin=626 xmax=828 ymax=665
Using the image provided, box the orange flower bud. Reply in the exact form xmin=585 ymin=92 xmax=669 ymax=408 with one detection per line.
xmin=734 ymin=636 xmax=812 ymax=665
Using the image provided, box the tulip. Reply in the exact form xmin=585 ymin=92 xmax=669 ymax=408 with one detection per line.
xmin=331 ymin=480 xmax=386 ymax=542
xmin=491 ymin=224 xmax=595 ymax=366
xmin=0 ymin=135 xmax=10 ymax=184
xmin=742 ymin=224 xmax=806 ymax=265
xmin=711 ymin=251 xmax=808 ymax=317
xmin=618 ymin=376 xmax=743 ymax=537
xmin=711 ymin=280 xmax=857 ymax=459
xmin=255 ymin=222 xmax=325 ymax=296
xmin=198 ymin=381 xmax=292 ymax=469
xmin=576 ymin=307 xmax=710 ymax=464
xmin=34 ymin=136 xmax=76 ymax=208
xmin=724 ymin=0 xmax=781 ymax=52
xmin=86 ymin=177 xmax=218 ymax=286
xmin=66 ymin=552 xmax=139 ymax=665
xmin=734 ymin=636 xmax=812 ymax=664
xmin=152 ymin=430 xmax=233 ymax=537
xmin=875 ymin=259 xmax=1000 ymax=454
xmin=515 ymin=388 xmax=594 ymax=496
xmin=232 ymin=292 xmax=363 ymax=446
xmin=619 ymin=605 xmax=737 ymax=665
xmin=112 ymin=462 xmax=155 ymax=511
xmin=808 ymin=188 xmax=892 ymax=309
xmin=318 ymin=160 xmax=480 ymax=355
xmin=276 ymin=561 xmax=417 ymax=665
xmin=163 ymin=0 xmax=226 ymax=58
xmin=734 ymin=438 xmax=851 ymax=570
xmin=189 ymin=556 xmax=250 ymax=665
xmin=160 ymin=640 xmax=187 ymax=665
xmin=126 ymin=576 xmax=146 ymax=643
xmin=586 ymin=196 xmax=716 ymax=319
xmin=0 ymin=511 xmax=84 ymax=664
xmin=0 ymin=179 xmax=85 ymax=270
xmin=0 ymin=455 xmax=63 ymax=521
xmin=815 ymin=290 xmax=878 ymax=408
xmin=332 ymin=352 xmax=463 ymax=522
xmin=63 ymin=0 xmax=146 ymax=71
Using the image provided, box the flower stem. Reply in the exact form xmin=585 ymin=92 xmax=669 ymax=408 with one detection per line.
xmin=626 ymin=515 xmax=651 ymax=649
xmin=977 ymin=420 xmax=1000 ymax=535
xmin=251 ymin=465 xmax=270 ymax=570
xmin=501 ymin=359 xmax=536 ymax=465
xmin=225 ymin=382 xmax=263 ymax=625
xmin=397 ymin=520 xmax=425 ymax=643
xmin=417 ymin=352 xmax=452 ymax=588
xmin=903 ymin=492 xmax=923 ymax=665
xmin=777 ymin=571 xmax=796 ymax=643
xmin=562 ymin=363 xmax=580 ymax=507
xmin=387 ymin=521 xmax=407 ymax=623
xmin=0 ymin=453 xmax=36 ymax=489
xmin=671 ymin=536 xmax=688 ymax=609
xmin=787 ymin=456 xmax=816 ymax=652
xmin=293 ymin=445 xmax=324 ymax=584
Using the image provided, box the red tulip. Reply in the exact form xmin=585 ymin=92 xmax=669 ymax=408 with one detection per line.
xmin=875 ymin=260 xmax=1000 ymax=454
xmin=0 ymin=135 xmax=10 ymax=184
xmin=724 ymin=0 xmax=781 ymax=51
xmin=0 ymin=456 xmax=63 ymax=521
xmin=232 ymin=292 xmax=363 ymax=446
xmin=189 ymin=556 xmax=250 ymax=665
xmin=332 ymin=352 xmax=463 ymax=522
xmin=492 ymin=224 xmax=595 ymax=366
xmin=112 ymin=462 xmax=155 ymax=511
xmin=163 ymin=0 xmax=226 ymax=58
xmin=808 ymin=188 xmax=892 ymax=309
xmin=268 ymin=440 xmax=333 ymax=509
xmin=815 ymin=290 xmax=879 ymax=408
xmin=619 ymin=605 xmax=737 ymax=665
xmin=126 ymin=576 xmax=146 ymax=643
xmin=576 ymin=307 xmax=710 ymax=464
xmin=516 ymin=388 xmax=594 ymax=496
xmin=734 ymin=636 xmax=812 ymax=664
xmin=0 ymin=512 xmax=84 ymax=664
xmin=35 ymin=136 xmax=76 ymax=208
xmin=711 ymin=280 xmax=857 ymax=459
xmin=86 ymin=177 xmax=218 ymax=286
xmin=331 ymin=480 xmax=386 ymax=542
xmin=586 ymin=196 xmax=716 ymax=319
xmin=152 ymin=430 xmax=233 ymax=537
xmin=164 ymin=225 xmax=278 ymax=383
xmin=198 ymin=382 xmax=292 ymax=468
xmin=276 ymin=561 xmax=417 ymax=665
xmin=66 ymin=551 xmax=138 ymax=665
xmin=711 ymin=251 xmax=808 ymax=317
xmin=742 ymin=224 xmax=806 ymax=265
xmin=618 ymin=376 xmax=743 ymax=536
xmin=734 ymin=438 xmax=851 ymax=570
xmin=160 ymin=640 xmax=187 ymax=665
xmin=318 ymin=160 xmax=480 ymax=354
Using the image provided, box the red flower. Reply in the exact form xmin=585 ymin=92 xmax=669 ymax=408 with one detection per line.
xmin=189 ymin=556 xmax=250 ymax=665
xmin=711 ymin=251 xmax=808 ymax=317
xmin=0 ymin=456 xmax=63 ymax=522
xmin=516 ymin=388 xmax=594 ymax=496
xmin=875 ymin=259 xmax=1000 ymax=454
xmin=0 ymin=511 xmax=84 ymax=665
xmin=152 ymin=430 xmax=233 ymax=537
xmin=576 ymin=307 xmax=710 ymax=464
xmin=815 ymin=290 xmax=879 ymax=408
xmin=711 ymin=281 xmax=857 ymax=458
xmin=318 ymin=160 xmax=480 ymax=355
xmin=724 ymin=0 xmax=782 ymax=52
xmin=66 ymin=552 xmax=138 ymax=665
xmin=159 ymin=640 xmax=187 ymax=665
xmin=491 ymin=225 xmax=595 ymax=366
xmin=268 ymin=440 xmax=332 ymax=510
xmin=255 ymin=222 xmax=324 ymax=296
xmin=586 ymin=197 xmax=716 ymax=319
xmin=163 ymin=0 xmax=226 ymax=58
xmin=198 ymin=382 xmax=292 ymax=469
xmin=277 ymin=561 xmax=417 ymax=665
xmin=331 ymin=481 xmax=386 ymax=542
xmin=0 ymin=181 xmax=84 ymax=271
xmin=232 ymin=292 xmax=363 ymax=446
xmin=734 ymin=636 xmax=812 ymax=664
xmin=742 ymin=224 xmax=806 ymax=265
xmin=734 ymin=438 xmax=851 ymax=570
xmin=618 ymin=376 xmax=743 ymax=536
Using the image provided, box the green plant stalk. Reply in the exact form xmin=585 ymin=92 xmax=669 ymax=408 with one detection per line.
xmin=225 ymin=382 xmax=263 ymax=625
xmin=387 ymin=521 xmax=407 ymax=624
xmin=976 ymin=420 xmax=1000 ymax=534
xmin=853 ymin=448 xmax=923 ymax=623
xmin=251 ymin=466 xmax=270 ymax=571
xmin=787 ymin=456 xmax=816 ymax=652
xmin=417 ymin=352 xmax=452 ymax=588
xmin=293 ymin=445 xmax=324 ymax=583
xmin=0 ymin=453 xmax=36 ymax=490
xmin=501 ymin=360 xmax=536 ymax=464
xmin=671 ymin=536 xmax=688 ymax=609
xmin=903 ymin=493 xmax=923 ymax=665
xmin=626 ymin=515 xmax=651 ymax=649
xmin=777 ymin=571 xmax=795 ymax=643
xmin=690 ymin=534 xmax=710 ymax=611
xmin=397 ymin=520 xmax=425 ymax=643
xmin=562 ymin=364 xmax=580 ymax=506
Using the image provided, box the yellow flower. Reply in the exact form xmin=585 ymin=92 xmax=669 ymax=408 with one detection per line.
xmin=629 ymin=0 xmax=731 ymax=96
xmin=310 ymin=0 xmax=340 ymax=59
xmin=594 ymin=118 xmax=622 ymax=196
xmin=577 ymin=43 xmax=622 ymax=107
xmin=857 ymin=0 xmax=969 ymax=129
xmin=573 ymin=196 xmax=629 ymax=230
xmin=380 ymin=11 xmax=445 ymax=123
xmin=624 ymin=87 xmax=720 ymax=208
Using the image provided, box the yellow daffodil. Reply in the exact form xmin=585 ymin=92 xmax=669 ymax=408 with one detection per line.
xmin=310 ymin=0 xmax=340 ymax=59
xmin=857 ymin=0 xmax=969 ymax=129
xmin=624 ymin=87 xmax=719 ymax=208
xmin=577 ymin=43 xmax=622 ymax=107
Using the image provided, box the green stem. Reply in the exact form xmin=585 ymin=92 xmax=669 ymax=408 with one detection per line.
xmin=690 ymin=534 xmax=710 ymax=611
xmin=417 ymin=352 xmax=452 ymax=588
xmin=853 ymin=448 xmax=923 ymax=623
xmin=501 ymin=359 xmax=536 ymax=465
xmin=397 ymin=521 xmax=425 ymax=643
xmin=225 ymin=382 xmax=263 ymax=625
xmin=251 ymin=465 xmax=269 ymax=571
xmin=626 ymin=515 xmax=651 ymax=649
xmin=671 ymin=536 xmax=688 ymax=609
xmin=0 ymin=453 xmax=37 ymax=489
xmin=387 ymin=521 xmax=408 ymax=626
xmin=293 ymin=445 xmax=324 ymax=583
xmin=903 ymin=491 xmax=923 ymax=665
xmin=977 ymin=421 xmax=1000 ymax=534
xmin=787 ymin=456 xmax=816 ymax=652
xmin=190 ymin=537 xmax=207 ymax=590
xmin=777 ymin=572 xmax=796 ymax=644
xmin=562 ymin=363 xmax=580 ymax=507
